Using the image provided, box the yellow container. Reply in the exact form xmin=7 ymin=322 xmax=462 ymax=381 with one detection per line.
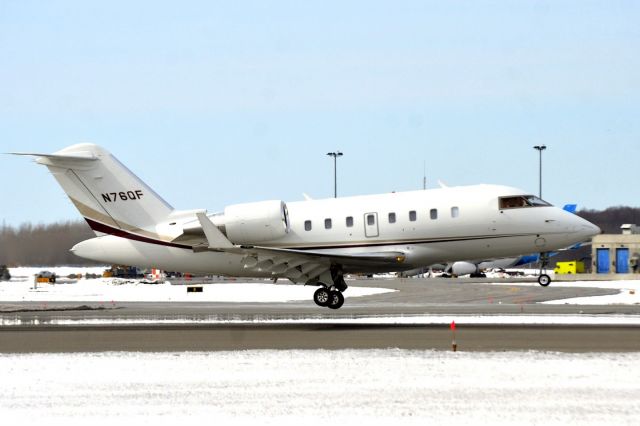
xmin=554 ymin=261 xmax=585 ymax=274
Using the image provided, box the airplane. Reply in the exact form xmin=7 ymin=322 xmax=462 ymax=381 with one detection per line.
xmin=13 ymin=143 xmax=601 ymax=309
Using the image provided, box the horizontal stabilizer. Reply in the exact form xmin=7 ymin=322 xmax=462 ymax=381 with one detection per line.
xmin=9 ymin=152 xmax=98 ymax=162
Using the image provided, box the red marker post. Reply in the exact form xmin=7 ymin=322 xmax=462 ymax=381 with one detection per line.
xmin=450 ymin=320 xmax=457 ymax=352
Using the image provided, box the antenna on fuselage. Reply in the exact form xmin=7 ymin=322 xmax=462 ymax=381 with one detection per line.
xmin=423 ymin=160 xmax=426 ymax=190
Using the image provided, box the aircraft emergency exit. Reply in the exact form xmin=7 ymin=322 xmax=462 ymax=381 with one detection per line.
xmin=14 ymin=144 xmax=600 ymax=309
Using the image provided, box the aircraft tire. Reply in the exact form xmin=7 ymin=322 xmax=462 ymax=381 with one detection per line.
xmin=313 ymin=287 xmax=331 ymax=307
xmin=327 ymin=290 xmax=344 ymax=310
xmin=538 ymin=274 xmax=551 ymax=287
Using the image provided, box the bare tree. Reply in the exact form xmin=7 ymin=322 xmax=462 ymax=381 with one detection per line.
xmin=0 ymin=220 xmax=96 ymax=266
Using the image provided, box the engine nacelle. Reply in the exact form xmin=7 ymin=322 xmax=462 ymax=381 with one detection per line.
xmin=222 ymin=200 xmax=290 ymax=244
xmin=451 ymin=261 xmax=478 ymax=276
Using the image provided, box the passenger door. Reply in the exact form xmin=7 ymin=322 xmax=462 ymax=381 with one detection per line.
xmin=364 ymin=212 xmax=379 ymax=238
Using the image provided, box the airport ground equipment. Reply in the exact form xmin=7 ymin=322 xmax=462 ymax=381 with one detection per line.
xmin=103 ymin=265 xmax=142 ymax=279
xmin=35 ymin=271 xmax=56 ymax=283
xmin=554 ymin=261 xmax=585 ymax=274
xmin=0 ymin=265 xmax=10 ymax=281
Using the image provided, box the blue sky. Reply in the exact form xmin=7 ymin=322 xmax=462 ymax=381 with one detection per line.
xmin=1 ymin=1 xmax=639 ymax=226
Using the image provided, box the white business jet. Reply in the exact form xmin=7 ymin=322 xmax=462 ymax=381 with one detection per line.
xmin=14 ymin=144 xmax=600 ymax=309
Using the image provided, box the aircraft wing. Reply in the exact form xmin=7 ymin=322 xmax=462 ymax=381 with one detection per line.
xmin=211 ymin=245 xmax=406 ymax=284
xmin=190 ymin=212 xmax=407 ymax=284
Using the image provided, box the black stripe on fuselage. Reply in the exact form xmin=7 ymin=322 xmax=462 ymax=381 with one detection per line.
xmin=84 ymin=217 xmax=537 ymax=252
xmin=285 ymin=233 xmax=536 ymax=251
xmin=84 ymin=218 xmax=193 ymax=250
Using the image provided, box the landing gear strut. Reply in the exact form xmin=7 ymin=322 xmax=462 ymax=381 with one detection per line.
xmin=537 ymin=252 xmax=551 ymax=287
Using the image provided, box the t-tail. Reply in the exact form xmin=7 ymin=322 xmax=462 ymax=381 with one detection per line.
xmin=12 ymin=143 xmax=177 ymax=238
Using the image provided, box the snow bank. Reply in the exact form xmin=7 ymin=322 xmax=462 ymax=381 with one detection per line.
xmin=1 ymin=350 xmax=638 ymax=425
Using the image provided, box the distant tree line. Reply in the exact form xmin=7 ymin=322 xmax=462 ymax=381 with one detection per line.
xmin=1 ymin=206 xmax=639 ymax=267
xmin=577 ymin=206 xmax=640 ymax=234
xmin=0 ymin=220 xmax=95 ymax=266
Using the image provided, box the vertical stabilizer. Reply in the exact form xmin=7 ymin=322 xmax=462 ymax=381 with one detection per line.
xmin=17 ymin=144 xmax=174 ymax=235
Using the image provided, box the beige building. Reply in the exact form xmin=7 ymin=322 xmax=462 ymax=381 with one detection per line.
xmin=592 ymin=224 xmax=640 ymax=274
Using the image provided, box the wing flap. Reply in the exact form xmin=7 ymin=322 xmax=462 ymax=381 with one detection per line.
xmin=226 ymin=245 xmax=407 ymax=265
xmin=194 ymin=243 xmax=407 ymax=284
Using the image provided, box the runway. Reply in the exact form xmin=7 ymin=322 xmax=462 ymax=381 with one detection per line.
xmin=2 ymin=324 xmax=640 ymax=353
xmin=2 ymin=278 xmax=640 ymax=353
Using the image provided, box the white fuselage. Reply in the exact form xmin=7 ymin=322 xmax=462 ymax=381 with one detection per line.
xmin=72 ymin=184 xmax=599 ymax=276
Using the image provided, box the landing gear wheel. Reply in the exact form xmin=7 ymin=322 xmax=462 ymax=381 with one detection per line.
xmin=538 ymin=274 xmax=551 ymax=287
xmin=313 ymin=287 xmax=331 ymax=307
xmin=327 ymin=290 xmax=345 ymax=310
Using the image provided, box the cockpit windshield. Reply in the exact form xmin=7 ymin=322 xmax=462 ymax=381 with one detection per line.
xmin=499 ymin=195 xmax=552 ymax=210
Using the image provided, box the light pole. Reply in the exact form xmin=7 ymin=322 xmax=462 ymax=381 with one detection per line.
xmin=533 ymin=145 xmax=547 ymax=198
xmin=326 ymin=151 xmax=343 ymax=198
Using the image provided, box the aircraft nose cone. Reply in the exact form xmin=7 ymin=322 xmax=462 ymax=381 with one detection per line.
xmin=575 ymin=220 xmax=601 ymax=239
xmin=585 ymin=223 xmax=601 ymax=237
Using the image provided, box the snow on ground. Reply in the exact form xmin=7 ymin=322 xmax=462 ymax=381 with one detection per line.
xmin=0 ymin=278 xmax=392 ymax=303
xmin=540 ymin=280 xmax=640 ymax=305
xmin=3 ymin=266 xmax=393 ymax=303
xmin=3 ymin=266 xmax=640 ymax=305
xmin=1 ymin=349 xmax=639 ymax=426
xmin=464 ymin=272 xmax=640 ymax=305
xmin=482 ymin=277 xmax=640 ymax=305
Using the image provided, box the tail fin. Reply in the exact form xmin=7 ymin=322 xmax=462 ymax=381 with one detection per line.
xmin=13 ymin=143 xmax=174 ymax=235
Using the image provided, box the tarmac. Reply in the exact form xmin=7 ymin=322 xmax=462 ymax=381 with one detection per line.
xmin=2 ymin=278 xmax=640 ymax=353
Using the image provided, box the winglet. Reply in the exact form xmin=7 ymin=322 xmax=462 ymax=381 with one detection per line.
xmin=562 ymin=204 xmax=578 ymax=214
xmin=196 ymin=212 xmax=233 ymax=249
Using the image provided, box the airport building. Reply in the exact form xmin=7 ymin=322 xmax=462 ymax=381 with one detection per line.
xmin=592 ymin=224 xmax=640 ymax=274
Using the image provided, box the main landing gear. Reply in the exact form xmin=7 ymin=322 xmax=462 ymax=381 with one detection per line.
xmin=537 ymin=252 xmax=551 ymax=287
xmin=312 ymin=267 xmax=348 ymax=309
xmin=313 ymin=287 xmax=345 ymax=309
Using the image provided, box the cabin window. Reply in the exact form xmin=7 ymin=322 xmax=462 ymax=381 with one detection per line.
xmin=324 ymin=218 xmax=332 ymax=229
xmin=409 ymin=211 xmax=417 ymax=222
xmin=388 ymin=212 xmax=396 ymax=223
xmin=451 ymin=206 xmax=459 ymax=218
xmin=346 ymin=216 xmax=354 ymax=227
xmin=499 ymin=195 xmax=551 ymax=210
xmin=304 ymin=220 xmax=312 ymax=231
xmin=430 ymin=209 xmax=438 ymax=220
xmin=367 ymin=214 xmax=375 ymax=226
